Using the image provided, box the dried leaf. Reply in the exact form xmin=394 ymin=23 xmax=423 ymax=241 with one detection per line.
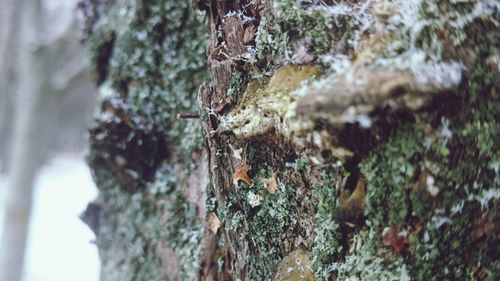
xmin=243 ymin=25 xmax=256 ymax=44
xmin=334 ymin=177 xmax=367 ymax=226
xmin=207 ymin=212 xmax=222 ymax=234
xmin=382 ymin=225 xmax=409 ymax=254
xmin=340 ymin=176 xmax=366 ymax=212
xmin=473 ymin=215 xmax=495 ymax=239
xmin=411 ymin=171 xmax=428 ymax=191
xmin=262 ymin=173 xmax=278 ymax=194
xmin=233 ymin=164 xmax=252 ymax=186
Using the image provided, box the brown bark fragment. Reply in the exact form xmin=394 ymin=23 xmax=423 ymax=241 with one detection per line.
xmin=223 ymin=16 xmax=246 ymax=57
xmin=243 ymin=25 xmax=255 ymax=44
xmin=183 ymin=151 xmax=210 ymax=221
xmin=199 ymin=232 xmax=218 ymax=281
xmin=209 ymin=60 xmax=233 ymax=112
xmin=207 ymin=212 xmax=222 ymax=234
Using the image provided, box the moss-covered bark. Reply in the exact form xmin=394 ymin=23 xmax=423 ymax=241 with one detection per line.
xmin=80 ymin=0 xmax=211 ymax=280
xmin=82 ymin=0 xmax=499 ymax=280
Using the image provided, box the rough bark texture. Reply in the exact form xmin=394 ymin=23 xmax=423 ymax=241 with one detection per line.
xmin=82 ymin=1 xmax=499 ymax=281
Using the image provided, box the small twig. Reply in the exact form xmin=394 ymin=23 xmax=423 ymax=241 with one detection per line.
xmin=176 ymin=113 xmax=200 ymax=119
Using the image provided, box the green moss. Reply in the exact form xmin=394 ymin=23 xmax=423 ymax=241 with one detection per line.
xmin=248 ymin=175 xmax=297 ymax=279
xmin=95 ymin=170 xmax=165 ymax=281
xmin=331 ymin=230 xmax=410 ymax=281
xmin=310 ymin=169 xmax=341 ymax=280
xmin=255 ymin=0 xmax=352 ymax=64
xmin=224 ymin=167 xmax=298 ymax=280
xmin=92 ymin=160 xmax=204 ymax=281
xmin=249 ymin=248 xmax=281 ymax=281
xmin=85 ymin=1 xmax=209 ymax=280
xmin=361 ymin=125 xmax=423 ymax=230
xmin=285 ymin=156 xmax=312 ymax=175
xmin=162 ymin=194 xmax=204 ymax=281
xmin=86 ymin=0 xmax=207 ymax=164
xmin=462 ymin=121 xmax=498 ymax=157
xmin=358 ymin=104 xmax=499 ymax=280
xmin=417 ymin=1 xmax=474 ymax=57
xmin=408 ymin=118 xmax=499 ymax=280
xmin=227 ymin=71 xmax=243 ymax=98
xmin=415 ymin=1 xmax=498 ymax=57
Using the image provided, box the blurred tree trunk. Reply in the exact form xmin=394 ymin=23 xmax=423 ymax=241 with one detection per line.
xmin=83 ymin=1 xmax=499 ymax=281
xmin=0 ymin=0 xmax=43 ymax=280
xmin=0 ymin=0 xmax=23 ymax=172
xmin=0 ymin=1 xmax=93 ymax=280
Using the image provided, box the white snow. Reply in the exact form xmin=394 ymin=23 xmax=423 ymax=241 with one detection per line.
xmin=0 ymin=154 xmax=100 ymax=281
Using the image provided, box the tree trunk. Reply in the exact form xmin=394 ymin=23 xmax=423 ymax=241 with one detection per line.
xmin=0 ymin=1 xmax=93 ymax=280
xmin=0 ymin=0 xmax=23 ymax=172
xmin=83 ymin=1 xmax=499 ymax=281
xmin=0 ymin=0 xmax=43 ymax=280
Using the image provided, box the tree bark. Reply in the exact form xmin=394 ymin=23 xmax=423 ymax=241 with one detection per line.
xmin=83 ymin=1 xmax=499 ymax=281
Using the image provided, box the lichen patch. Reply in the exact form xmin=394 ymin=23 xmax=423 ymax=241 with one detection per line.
xmin=220 ymin=65 xmax=319 ymax=138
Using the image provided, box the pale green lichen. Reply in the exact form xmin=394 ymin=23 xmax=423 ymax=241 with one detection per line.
xmin=310 ymin=169 xmax=341 ymax=280
xmin=86 ymin=0 xmax=207 ymax=160
xmin=93 ymin=161 xmax=203 ymax=281
xmin=94 ymin=171 xmax=165 ymax=281
xmin=329 ymin=231 xmax=411 ymax=281
xmin=361 ymin=125 xmax=422 ymax=230
xmin=247 ymin=177 xmax=297 ymax=279
xmin=359 ymin=114 xmax=499 ymax=280
xmin=85 ymin=0 xmax=209 ymax=280
xmin=218 ymin=65 xmax=318 ymax=139
xmin=255 ymin=0 xmax=371 ymax=65
xmin=368 ymin=0 xmax=497 ymax=82
xmin=223 ymin=167 xmax=299 ymax=280
xmin=162 ymin=195 xmax=204 ymax=281
xmin=227 ymin=71 xmax=243 ymax=98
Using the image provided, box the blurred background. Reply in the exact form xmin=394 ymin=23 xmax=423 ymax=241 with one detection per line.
xmin=0 ymin=0 xmax=100 ymax=280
